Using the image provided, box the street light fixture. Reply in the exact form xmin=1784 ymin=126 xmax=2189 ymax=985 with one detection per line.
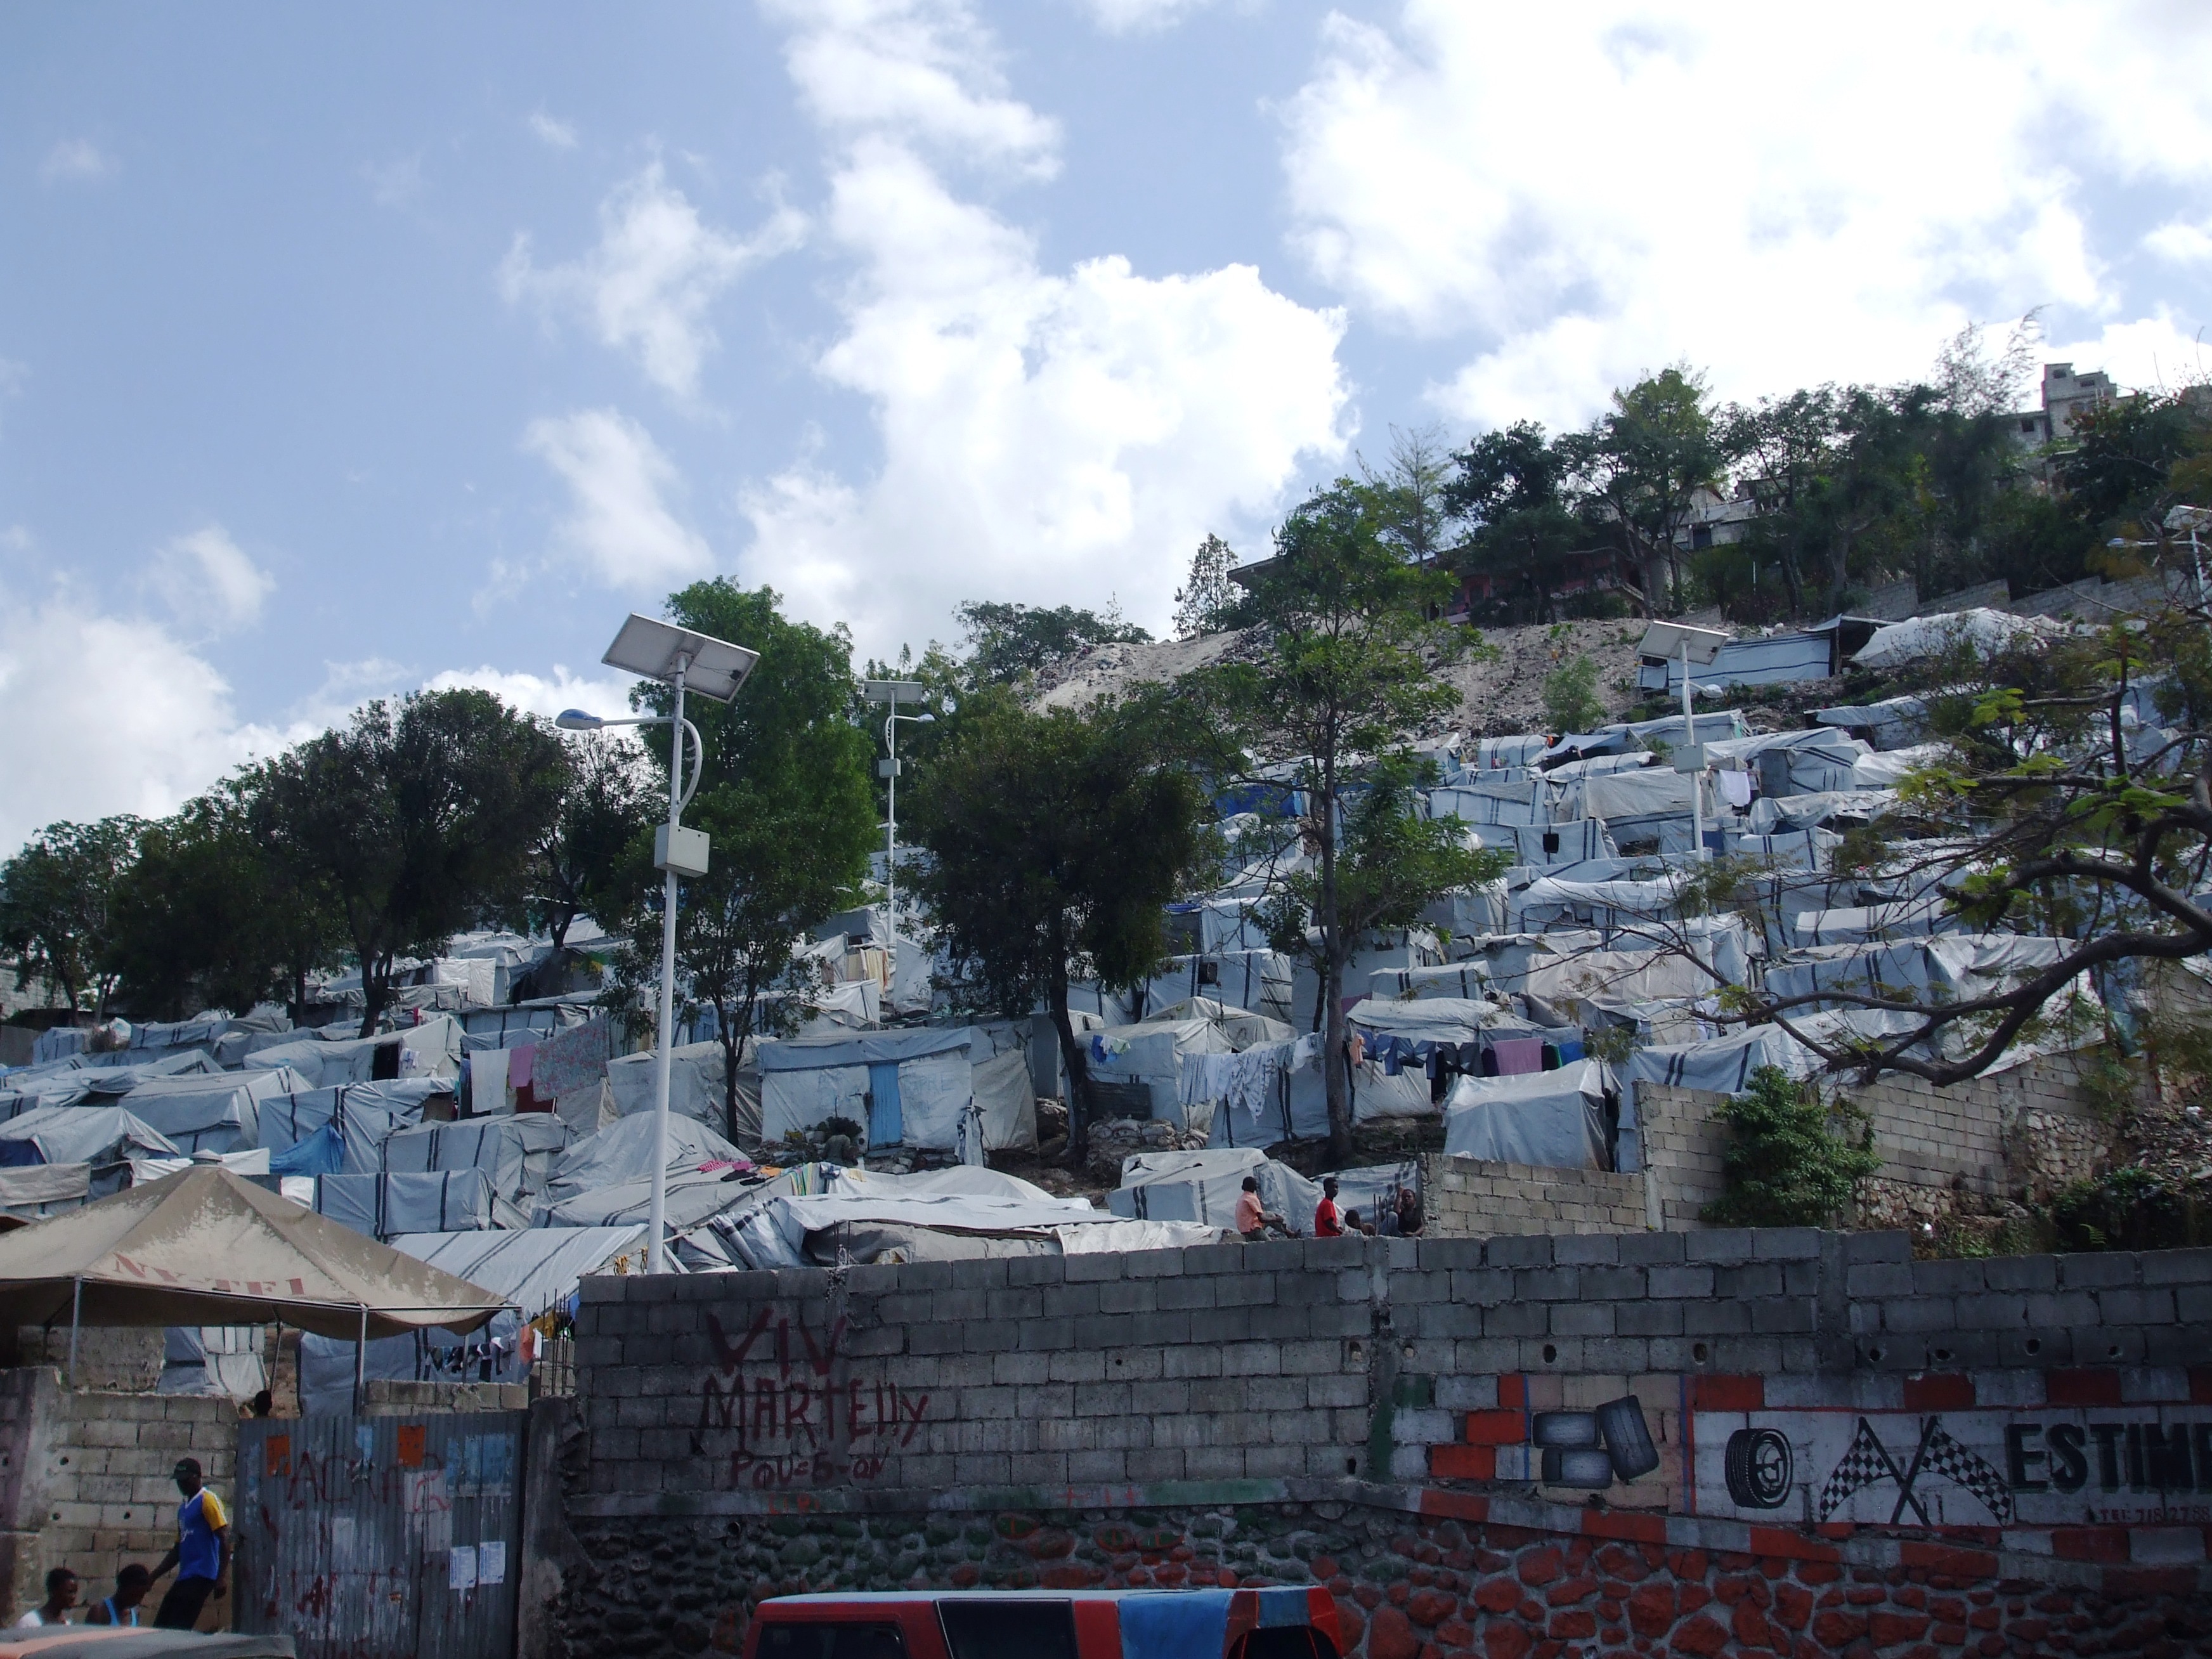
xmin=861 ymin=680 xmax=955 ymax=979
xmin=1637 ymin=621 xmax=1729 ymax=861
xmin=572 ymin=615 xmax=758 ymax=1273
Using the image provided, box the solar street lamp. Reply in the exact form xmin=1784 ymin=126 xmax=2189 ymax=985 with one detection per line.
xmin=862 ymin=680 xmax=954 ymax=980
xmin=1638 ymin=621 xmax=1729 ymax=862
xmin=569 ymin=615 xmax=757 ymax=1273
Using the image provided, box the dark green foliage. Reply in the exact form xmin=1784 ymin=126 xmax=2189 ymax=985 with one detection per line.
xmin=252 ymin=688 xmax=569 ymax=1035
xmin=953 ymin=600 xmax=1150 ymax=687
xmin=1701 ymin=1065 xmax=1880 ymax=1227
xmin=908 ymin=689 xmax=1211 ymax=1164
xmin=0 ymin=816 xmax=143 ymax=1017
xmin=1173 ymin=534 xmax=1245 ymax=639
xmin=528 ymin=731 xmax=658 ymax=952
xmin=1540 ymin=652 xmax=1606 ymax=736
xmin=109 ymin=783 xmax=344 ymax=1020
xmin=2055 ymin=393 xmax=2202 ymax=528
xmin=619 ymin=582 xmax=878 ymax=1144
xmin=1443 ymin=420 xmax=1587 ymax=622
xmin=2050 ymin=1166 xmax=2208 ymax=1252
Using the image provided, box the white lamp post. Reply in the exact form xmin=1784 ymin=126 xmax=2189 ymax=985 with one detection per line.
xmin=1636 ymin=621 xmax=1730 ymax=862
xmin=860 ymin=681 xmax=954 ymax=980
xmin=561 ymin=614 xmax=757 ymax=1273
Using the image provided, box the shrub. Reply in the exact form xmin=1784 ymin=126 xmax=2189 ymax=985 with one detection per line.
xmin=1700 ymin=1065 xmax=1881 ymax=1227
xmin=1540 ymin=653 xmax=1606 ymax=734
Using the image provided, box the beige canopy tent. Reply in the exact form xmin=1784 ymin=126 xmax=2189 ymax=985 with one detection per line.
xmin=0 ymin=1167 xmax=504 ymax=1369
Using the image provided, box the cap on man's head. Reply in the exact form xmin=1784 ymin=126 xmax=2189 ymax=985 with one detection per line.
xmin=174 ymin=1457 xmax=202 ymax=1478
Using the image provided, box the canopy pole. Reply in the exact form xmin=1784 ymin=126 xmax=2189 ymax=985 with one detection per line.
xmin=67 ymin=1277 xmax=81 ymax=1388
xmin=354 ymin=1304 xmax=367 ymax=1414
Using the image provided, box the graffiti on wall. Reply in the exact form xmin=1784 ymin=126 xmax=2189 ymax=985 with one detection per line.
xmin=694 ymin=1308 xmax=930 ymax=1490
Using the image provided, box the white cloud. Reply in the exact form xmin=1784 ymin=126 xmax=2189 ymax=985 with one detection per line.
xmin=1078 ymin=0 xmax=1223 ymax=34
xmin=424 ymin=664 xmax=637 ymax=724
xmin=1279 ymin=2 xmax=2212 ymax=430
xmin=743 ymin=1 xmax=1350 ymax=653
xmin=523 ymin=408 xmax=715 ymax=589
xmin=768 ymin=0 xmax=1060 ymax=178
xmin=150 ymin=524 xmax=274 ymax=634
xmin=0 ymin=583 xmax=297 ymax=856
xmin=361 ymin=152 xmax=426 ymax=209
xmin=529 ymin=110 xmax=580 ymax=150
xmin=39 ymin=140 xmax=114 ymax=185
xmin=500 ymin=162 xmax=804 ymax=399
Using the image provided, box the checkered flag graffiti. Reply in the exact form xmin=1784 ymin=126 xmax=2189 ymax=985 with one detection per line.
xmin=1816 ymin=1417 xmax=1901 ymax=1521
xmin=1816 ymin=1415 xmax=2015 ymax=1526
xmin=1918 ymin=1424 xmax=2015 ymax=1524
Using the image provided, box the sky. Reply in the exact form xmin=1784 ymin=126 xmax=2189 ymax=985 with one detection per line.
xmin=4 ymin=0 xmax=2212 ymax=855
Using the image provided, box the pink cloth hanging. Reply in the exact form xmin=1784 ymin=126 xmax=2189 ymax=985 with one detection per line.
xmin=1491 ymin=1038 xmax=1545 ymax=1076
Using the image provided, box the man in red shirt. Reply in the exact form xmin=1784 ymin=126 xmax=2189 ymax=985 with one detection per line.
xmin=1313 ymin=1176 xmax=1344 ymax=1237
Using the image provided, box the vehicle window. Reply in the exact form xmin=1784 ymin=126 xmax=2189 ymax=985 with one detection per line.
xmin=939 ymin=1601 xmax=1079 ymax=1659
xmin=759 ymin=1622 xmax=908 ymax=1659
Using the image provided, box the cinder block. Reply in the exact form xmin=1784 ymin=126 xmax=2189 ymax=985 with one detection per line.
xmin=2058 ymin=1252 xmax=2140 ymax=1289
xmin=1715 ymin=1264 xmax=1783 ymax=1299
xmin=1843 ymin=1232 xmax=1913 ymax=1264
xmin=1552 ymin=1235 xmax=1621 ymax=1265
xmin=1648 ymin=1266 xmax=1715 ymax=1299
xmin=1880 ymin=1298 xmax=1958 ymax=1333
xmin=2097 ymin=1287 xmax=2176 ymax=1325
xmin=2140 ymin=1247 xmax=2212 ymax=1285
xmin=1686 ymin=1228 xmax=1755 ymax=1263
xmin=1752 ymin=1227 xmax=1821 ymax=1260
xmin=1910 ymin=1258 xmax=1988 ymax=1295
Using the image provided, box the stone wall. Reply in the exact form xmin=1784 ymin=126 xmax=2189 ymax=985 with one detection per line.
xmin=0 ymin=1368 xmax=238 ymax=1625
xmin=1636 ymin=1050 xmax=2123 ymax=1233
xmin=547 ymin=1232 xmax=2212 ymax=1656
xmin=1421 ymin=1156 xmax=1646 ymax=1237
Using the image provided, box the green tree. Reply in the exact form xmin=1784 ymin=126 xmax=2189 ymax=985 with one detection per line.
xmin=1443 ymin=420 xmax=1586 ymax=622
xmin=1172 ymin=535 xmax=1243 ymax=639
xmin=253 ymin=689 xmax=568 ymax=1036
xmin=1198 ymin=480 xmax=1477 ymax=1161
xmin=908 ymin=689 xmax=1210 ymax=1166
xmin=1540 ymin=652 xmax=1606 ymax=735
xmin=1700 ymin=1065 xmax=1879 ymax=1227
xmin=2056 ymin=393 xmax=2206 ymax=530
xmin=953 ymin=599 xmax=1150 ymax=688
xmin=528 ymin=731 xmax=658 ymax=952
xmin=617 ymin=582 xmax=878 ymax=1145
xmin=0 ymin=816 xmax=143 ymax=1017
xmin=1361 ymin=423 xmax=1457 ymax=566
xmin=1571 ymin=366 xmax=1731 ymax=615
xmin=109 ymin=782 xmax=344 ymax=1020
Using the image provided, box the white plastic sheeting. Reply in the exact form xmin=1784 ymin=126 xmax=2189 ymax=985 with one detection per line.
xmin=538 ymin=1112 xmax=744 ymax=1207
xmin=314 ymin=1170 xmax=529 ymax=1238
xmin=1764 ymin=935 xmax=2071 ymax=1012
xmin=1442 ymin=1060 xmax=1615 ymax=1170
xmin=1854 ymin=608 xmax=2066 ymax=670
xmin=729 ymin=1188 xmax=1217 ymax=1268
xmin=1788 ymin=895 xmax=1958 ymax=947
xmin=1520 ymin=947 xmax=1717 ymax=1025
xmin=1138 ymin=951 xmax=1295 ymax=1024
xmin=1851 ymin=743 xmax=1953 ymax=788
xmin=964 ymin=1024 xmax=1038 ymax=1151
xmin=159 ymin=1325 xmax=267 ymax=1400
xmin=1747 ymin=790 xmax=1899 ymax=834
xmin=380 ymin=1116 xmax=571 ymax=1205
xmin=0 ymin=1107 xmax=181 ymax=1171
xmin=240 ymin=1015 xmax=462 ymax=1088
xmin=758 ymin=1027 xmax=983 ymax=1160
xmin=606 ymin=1041 xmax=758 ymax=1142
xmin=1081 ymin=1017 xmax=1237 ymax=1129
xmin=1108 ymin=1148 xmax=1319 ymax=1232
xmin=1510 ymin=820 xmax=1618 ymax=866
xmin=254 ymin=1080 xmax=450 ymax=1174
xmin=299 ymin=1224 xmax=653 ymax=1414
xmin=117 ymin=1066 xmax=309 ymax=1156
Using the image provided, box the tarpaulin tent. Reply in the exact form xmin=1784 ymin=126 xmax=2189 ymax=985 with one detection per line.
xmin=1763 ymin=934 xmax=2071 ymax=1012
xmin=1081 ymin=1017 xmax=1239 ymax=1131
xmin=1787 ymin=895 xmax=1957 ymax=947
xmin=537 ymin=1111 xmax=744 ymax=1208
xmin=1507 ymin=874 xmax=1686 ymax=932
xmin=160 ymin=1324 xmax=266 ymax=1399
xmin=1509 ymin=820 xmax=1617 ymax=867
xmin=1442 ymin=1059 xmax=1617 ymax=1170
xmin=606 ymin=1040 xmax=758 ymax=1142
xmin=1424 ymin=780 xmax=1548 ymax=828
xmin=1107 ymin=1148 xmax=1319 ymax=1232
xmin=240 ymin=1014 xmax=462 ymax=1088
xmin=535 ymin=1162 xmax=776 ymax=1233
xmin=0 ymin=1107 xmax=181 ymax=1190
xmin=1137 ymin=951 xmax=1295 ymax=1024
xmin=1812 ymin=695 xmax=1930 ymax=751
xmin=254 ymin=1080 xmax=451 ymax=1175
xmin=963 ymin=1023 xmax=1038 ymax=1152
xmin=297 ymin=1223 xmax=649 ymax=1414
xmin=1850 ymin=742 xmax=1952 ymax=788
xmin=1706 ymin=729 xmax=1868 ymax=798
xmin=758 ymin=1027 xmax=985 ymax=1159
xmin=1747 ymin=789 xmax=1898 ymax=834
xmin=313 ymin=1170 xmax=529 ymax=1239
xmin=1853 ymin=607 xmax=2065 ymax=670
xmin=117 ymin=1066 xmax=310 ymax=1156
xmin=0 ymin=1164 xmax=91 ymax=1227
xmin=0 ymin=1166 xmax=500 ymax=1343
xmin=379 ymin=1116 xmax=571 ymax=1207
xmin=1367 ymin=963 xmax=1497 ymax=1003
xmin=1346 ymin=997 xmax=1549 ymax=1120
xmin=1520 ymin=946 xmax=1716 ymax=1027
xmin=726 ymin=1188 xmax=1216 ymax=1268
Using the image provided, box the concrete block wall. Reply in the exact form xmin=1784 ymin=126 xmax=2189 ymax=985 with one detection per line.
xmin=1422 ymin=1155 xmax=1646 ymax=1236
xmin=0 ymin=1368 xmax=237 ymax=1624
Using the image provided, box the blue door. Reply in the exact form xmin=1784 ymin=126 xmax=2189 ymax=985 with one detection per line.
xmin=866 ymin=1062 xmax=903 ymax=1148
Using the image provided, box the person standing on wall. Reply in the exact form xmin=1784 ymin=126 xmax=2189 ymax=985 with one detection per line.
xmin=149 ymin=1458 xmax=230 ymax=1630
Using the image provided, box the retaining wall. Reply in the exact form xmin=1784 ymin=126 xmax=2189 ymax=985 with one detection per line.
xmin=547 ymin=1232 xmax=2212 ymax=1657
xmin=1422 ymin=1156 xmax=1646 ymax=1237
xmin=0 ymin=1368 xmax=237 ymax=1626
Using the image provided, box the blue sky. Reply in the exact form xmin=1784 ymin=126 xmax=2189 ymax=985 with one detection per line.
xmin=5 ymin=0 xmax=2212 ymax=854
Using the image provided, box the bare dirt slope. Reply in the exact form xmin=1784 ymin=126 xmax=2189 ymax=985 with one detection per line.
xmin=1031 ymin=617 xmax=1651 ymax=736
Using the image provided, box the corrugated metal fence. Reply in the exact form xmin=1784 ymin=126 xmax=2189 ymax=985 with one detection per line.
xmin=235 ymin=1412 xmax=526 ymax=1659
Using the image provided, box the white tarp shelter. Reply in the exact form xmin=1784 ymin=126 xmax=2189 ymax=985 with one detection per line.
xmin=1108 ymin=1148 xmax=1319 ymax=1232
xmin=1443 ymin=1060 xmax=1617 ymax=1171
xmin=758 ymin=1027 xmax=984 ymax=1161
xmin=538 ymin=1112 xmax=745 ymax=1208
xmin=606 ymin=1040 xmax=758 ymax=1143
xmin=118 ymin=1066 xmax=310 ymax=1156
xmin=379 ymin=1116 xmax=571 ymax=1206
xmin=241 ymin=1015 xmax=462 ymax=1088
xmin=1854 ymin=608 xmax=2064 ymax=670
xmin=314 ymin=1169 xmax=529 ymax=1239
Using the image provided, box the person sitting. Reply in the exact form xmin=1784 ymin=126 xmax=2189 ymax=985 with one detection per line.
xmin=1313 ymin=1176 xmax=1344 ymax=1237
xmin=15 ymin=1566 xmax=77 ymax=1627
xmin=1343 ymin=1207 xmax=1376 ymax=1237
xmin=84 ymin=1565 xmax=153 ymax=1628
xmin=1395 ymin=1186 xmax=1424 ymax=1238
xmin=1233 ymin=1175 xmax=1287 ymax=1240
